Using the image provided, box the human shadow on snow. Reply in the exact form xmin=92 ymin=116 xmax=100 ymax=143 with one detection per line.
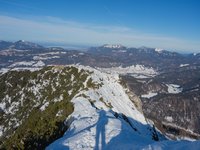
xmin=47 ymin=109 xmax=163 ymax=150
xmin=94 ymin=109 xmax=163 ymax=150
xmin=94 ymin=110 xmax=112 ymax=150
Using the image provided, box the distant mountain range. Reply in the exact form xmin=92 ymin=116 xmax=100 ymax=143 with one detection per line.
xmin=0 ymin=40 xmax=44 ymax=50
xmin=0 ymin=40 xmax=199 ymax=70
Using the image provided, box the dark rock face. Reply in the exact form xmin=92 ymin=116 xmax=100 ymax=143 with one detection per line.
xmin=142 ymin=92 xmax=200 ymax=139
xmin=121 ymin=66 xmax=200 ymax=139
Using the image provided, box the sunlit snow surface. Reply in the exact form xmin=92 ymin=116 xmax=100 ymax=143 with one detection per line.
xmin=166 ymin=84 xmax=183 ymax=94
xmin=99 ymin=65 xmax=157 ymax=78
xmin=0 ymin=60 xmax=45 ymax=74
xmin=155 ymin=48 xmax=164 ymax=53
xmin=47 ymin=65 xmax=200 ymax=150
xmin=179 ymin=64 xmax=189 ymax=67
xmin=141 ymin=92 xmax=158 ymax=99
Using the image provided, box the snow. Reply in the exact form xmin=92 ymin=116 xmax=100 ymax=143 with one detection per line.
xmin=47 ymin=65 xmax=200 ymax=149
xmin=112 ymin=50 xmax=127 ymax=53
xmin=180 ymin=64 xmax=189 ymax=67
xmin=68 ymin=89 xmax=73 ymax=95
xmin=61 ymin=52 xmax=67 ymax=54
xmin=40 ymin=102 xmax=49 ymax=111
xmin=178 ymin=137 xmax=197 ymax=142
xmin=165 ymin=116 xmax=173 ymax=122
xmin=78 ymin=52 xmax=85 ymax=55
xmin=33 ymin=60 xmax=45 ymax=67
xmin=145 ymin=140 xmax=200 ymax=150
xmin=47 ymin=97 xmax=153 ymax=150
xmin=54 ymin=95 xmax=63 ymax=103
xmin=33 ymin=55 xmax=60 ymax=60
xmin=0 ymin=68 xmax=9 ymax=74
xmin=103 ymin=44 xmax=124 ymax=49
xmin=0 ymin=61 xmax=44 ymax=74
xmin=38 ymin=52 xmax=61 ymax=55
xmin=0 ymin=102 xmax=6 ymax=111
xmin=166 ymin=84 xmax=183 ymax=94
xmin=56 ymin=110 xmax=64 ymax=117
xmin=131 ymin=74 xmax=151 ymax=79
xmin=2 ymin=64 xmax=197 ymax=149
xmin=10 ymin=67 xmax=42 ymax=72
xmin=155 ymin=48 xmax=164 ymax=53
xmin=47 ymin=65 xmax=158 ymax=149
xmin=99 ymin=65 xmax=157 ymax=77
xmin=9 ymin=61 xmax=36 ymax=67
xmin=162 ymin=122 xmax=198 ymax=136
xmin=6 ymin=101 xmax=20 ymax=114
xmin=141 ymin=92 xmax=158 ymax=99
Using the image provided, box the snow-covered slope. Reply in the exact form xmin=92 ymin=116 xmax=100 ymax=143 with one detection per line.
xmin=47 ymin=65 xmax=200 ymax=150
xmin=98 ymin=65 xmax=157 ymax=78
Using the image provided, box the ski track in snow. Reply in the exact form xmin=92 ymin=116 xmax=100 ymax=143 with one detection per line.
xmin=47 ymin=65 xmax=200 ymax=150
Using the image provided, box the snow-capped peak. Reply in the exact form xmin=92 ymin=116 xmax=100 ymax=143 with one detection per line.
xmin=102 ymin=44 xmax=126 ymax=49
xmin=155 ymin=48 xmax=164 ymax=53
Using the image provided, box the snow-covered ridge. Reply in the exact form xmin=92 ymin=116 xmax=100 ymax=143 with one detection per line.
xmin=1 ymin=64 xmax=199 ymax=149
xmin=47 ymin=65 xmax=158 ymax=149
xmin=47 ymin=65 xmax=200 ymax=150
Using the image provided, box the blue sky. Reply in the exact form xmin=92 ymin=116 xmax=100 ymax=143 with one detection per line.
xmin=0 ymin=0 xmax=199 ymax=52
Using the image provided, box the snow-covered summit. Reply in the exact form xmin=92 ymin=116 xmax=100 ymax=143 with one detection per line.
xmin=102 ymin=44 xmax=126 ymax=49
xmin=155 ymin=48 xmax=164 ymax=53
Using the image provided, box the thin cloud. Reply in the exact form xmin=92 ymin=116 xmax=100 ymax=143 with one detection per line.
xmin=0 ymin=0 xmax=47 ymax=11
xmin=0 ymin=15 xmax=199 ymax=52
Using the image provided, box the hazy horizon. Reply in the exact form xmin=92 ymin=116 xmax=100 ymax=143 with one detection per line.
xmin=1 ymin=39 xmax=197 ymax=54
xmin=0 ymin=0 xmax=199 ymax=53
